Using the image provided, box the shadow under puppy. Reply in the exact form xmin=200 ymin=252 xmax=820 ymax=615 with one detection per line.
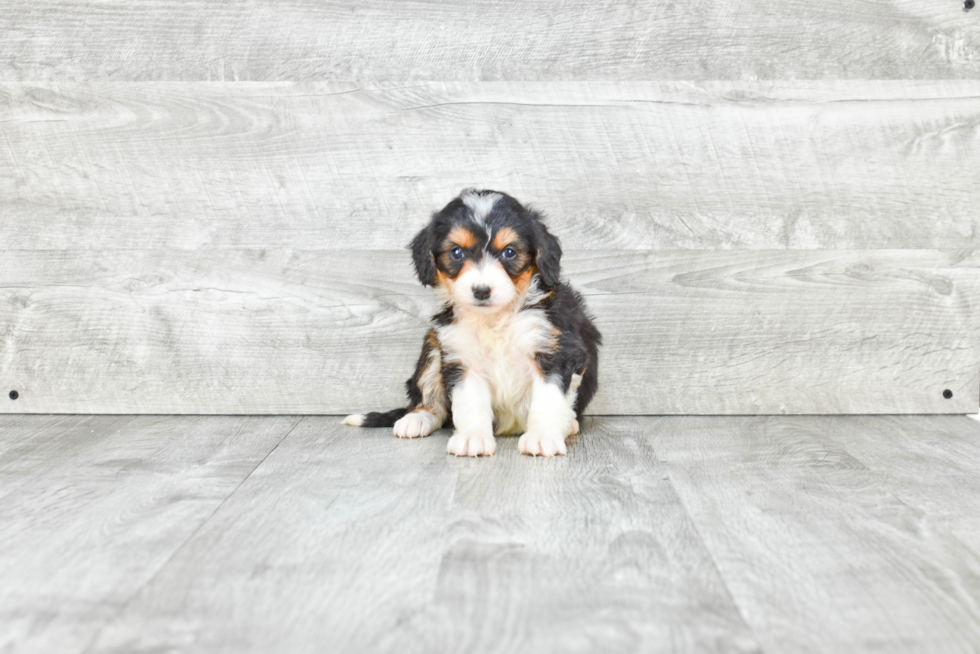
xmin=345 ymin=190 xmax=601 ymax=457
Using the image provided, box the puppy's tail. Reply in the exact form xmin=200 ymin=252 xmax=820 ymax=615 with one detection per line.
xmin=342 ymin=408 xmax=408 ymax=428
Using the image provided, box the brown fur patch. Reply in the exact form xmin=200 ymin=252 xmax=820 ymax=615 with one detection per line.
xmin=412 ymin=329 xmax=447 ymax=423
xmin=425 ymin=330 xmax=441 ymax=350
xmin=530 ymin=328 xmax=560 ymax=373
xmin=514 ymin=265 xmax=537 ymax=293
xmin=448 ymin=226 xmax=477 ymax=249
xmin=492 ymin=227 xmax=518 ymax=251
xmin=437 ymin=260 xmax=475 ymax=284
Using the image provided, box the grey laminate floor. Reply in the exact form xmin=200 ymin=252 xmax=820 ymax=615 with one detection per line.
xmin=2 ymin=415 xmax=979 ymax=654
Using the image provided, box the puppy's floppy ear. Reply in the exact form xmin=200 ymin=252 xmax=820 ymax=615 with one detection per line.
xmin=409 ymin=220 xmax=437 ymax=286
xmin=530 ymin=212 xmax=562 ymax=288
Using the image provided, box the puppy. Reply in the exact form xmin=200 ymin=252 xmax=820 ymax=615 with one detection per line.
xmin=344 ymin=190 xmax=601 ymax=457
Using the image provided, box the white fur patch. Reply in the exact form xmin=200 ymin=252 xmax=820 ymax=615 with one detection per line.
xmin=438 ymin=305 xmax=556 ymax=436
xmin=518 ymin=430 xmax=567 ymax=457
xmin=461 ymin=191 xmax=501 ymax=226
xmin=519 ymin=276 xmax=551 ymax=309
xmin=518 ymin=377 xmax=577 ymax=457
xmin=342 ymin=414 xmax=365 ymax=426
xmin=447 ymin=429 xmax=497 ymax=456
xmin=447 ymin=374 xmax=496 ymax=456
xmin=394 ymin=410 xmax=441 ymax=438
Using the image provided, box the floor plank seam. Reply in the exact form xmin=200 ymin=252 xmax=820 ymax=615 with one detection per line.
xmin=650 ymin=444 xmax=768 ymax=653
xmin=75 ymin=415 xmax=306 ymax=654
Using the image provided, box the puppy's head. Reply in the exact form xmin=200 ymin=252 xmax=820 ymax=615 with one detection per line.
xmin=410 ymin=189 xmax=562 ymax=312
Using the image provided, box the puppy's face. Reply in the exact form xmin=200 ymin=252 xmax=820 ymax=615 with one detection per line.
xmin=436 ymin=222 xmax=534 ymax=312
xmin=410 ymin=190 xmax=562 ymax=313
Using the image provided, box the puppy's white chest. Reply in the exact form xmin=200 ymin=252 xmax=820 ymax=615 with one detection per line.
xmin=439 ymin=310 xmax=553 ymax=434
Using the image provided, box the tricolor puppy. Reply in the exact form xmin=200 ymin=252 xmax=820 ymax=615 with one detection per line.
xmin=344 ymin=190 xmax=601 ymax=457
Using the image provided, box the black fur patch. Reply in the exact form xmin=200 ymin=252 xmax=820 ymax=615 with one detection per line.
xmin=410 ymin=223 xmax=437 ymax=286
xmin=405 ymin=330 xmax=438 ymax=410
xmin=359 ymin=408 xmax=409 ymax=427
xmin=535 ymin=283 xmax=602 ymax=419
xmin=432 ymin=306 xmax=455 ymax=326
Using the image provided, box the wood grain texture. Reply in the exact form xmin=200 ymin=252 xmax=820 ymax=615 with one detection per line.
xmin=821 ymin=415 xmax=980 ymax=550
xmin=1 ymin=0 xmax=978 ymax=81
xmin=646 ymin=415 xmax=980 ymax=654
xmin=84 ymin=417 xmax=461 ymax=654
xmin=1 ymin=81 xmax=978 ymax=250
xmin=0 ymin=414 xmax=298 ymax=654
xmin=7 ymin=416 xmax=979 ymax=653
xmin=1 ymin=249 xmax=976 ymax=415
xmin=86 ymin=417 xmax=759 ymax=654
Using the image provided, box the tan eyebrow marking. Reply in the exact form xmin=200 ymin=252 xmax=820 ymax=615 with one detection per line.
xmin=492 ymin=227 xmax=518 ymax=251
xmin=447 ymin=226 xmax=476 ymax=249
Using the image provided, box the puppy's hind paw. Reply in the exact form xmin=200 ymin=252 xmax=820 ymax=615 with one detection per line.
xmin=393 ymin=411 xmax=440 ymax=439
xmin=518 ymin=431 xmax=568 ymax=457
xmin=447 ymin=430 xmax=496 ymax=457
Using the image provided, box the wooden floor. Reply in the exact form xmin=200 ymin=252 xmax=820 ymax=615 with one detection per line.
xmin=3 ymin=415 xmax=980 ymax=653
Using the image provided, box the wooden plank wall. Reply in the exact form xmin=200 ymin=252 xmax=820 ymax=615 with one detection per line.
xmin=1 ymin=2 xmax=978 ymax=414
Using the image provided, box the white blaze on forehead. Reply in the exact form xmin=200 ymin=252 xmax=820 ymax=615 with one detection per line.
xmin=461 ymin=191 xmax=502 ymax=226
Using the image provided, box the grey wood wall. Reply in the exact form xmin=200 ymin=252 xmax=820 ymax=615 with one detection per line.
xmin=1 ymin=2 xmax=978 ymax=414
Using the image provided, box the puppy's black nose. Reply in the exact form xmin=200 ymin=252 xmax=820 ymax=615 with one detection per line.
xmin=472 ymin=285 xmax=492 ymax=300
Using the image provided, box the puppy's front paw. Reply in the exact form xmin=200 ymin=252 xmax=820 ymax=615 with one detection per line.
xmin=518 ymin=430 xmax=568 ymax=457
xmin=393 ymin=411 xmax=439 ymax=439
xmin=447 ymin=430 xmax=496 ymax=457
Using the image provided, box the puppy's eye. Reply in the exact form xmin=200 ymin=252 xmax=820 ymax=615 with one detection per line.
xmin=501 ymin=247 xmax=516 ymax=260
xmin=450 ymin=247 xmax=465 ymax=260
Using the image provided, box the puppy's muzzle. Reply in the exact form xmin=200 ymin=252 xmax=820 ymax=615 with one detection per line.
xmin=472 ymin=285 xmax=492 ymax=301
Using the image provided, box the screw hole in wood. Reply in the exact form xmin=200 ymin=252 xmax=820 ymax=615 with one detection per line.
xmin=943 ymin=389 xmax=953 ymax=399
xmin=9 ymin=390 xmax=18 ymax=400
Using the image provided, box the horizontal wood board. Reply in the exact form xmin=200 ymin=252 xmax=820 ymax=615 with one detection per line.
xmin=2 ymin=249 xmax=976 ymax=415
xmin=0 ymin=81 xmax=978 ymax=250
xmin=0 ymin=414 xmax=298 ymax=654
xmin=1 ymin=0 xmax=978 ymax=81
